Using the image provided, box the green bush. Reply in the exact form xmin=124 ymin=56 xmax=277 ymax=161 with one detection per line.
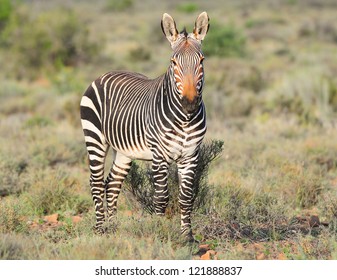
xmin=24 ymin=115 xmax=53 ymax=128
xmin=203 ymin=22 xmax=246 ymax=57
xmin=1 ymin=7 xmax=98 ymax=77
xmin=176 ymin=2 xmax=199 ymax=13
xmin=106 ymin=0 xmax=134 ymax=12
xmin=24 ymin=171 xmax=91 ymax=216
xmin=0 ymin=200 xmax=27 ymax=234
xmin=128 ymin=45 xmax=151 ymax=62
xmin=0 ymin=157 xmax=28 ymax=197
xmin=124 ymin=140 xmax=224 ymax=215
xmin=267 ymin=73 xmax=336 ymax=125
xmin=0 ymin=0 xmax=12 ymax=29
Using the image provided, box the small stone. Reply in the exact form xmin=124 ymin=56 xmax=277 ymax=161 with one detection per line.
xmin=199 ymin=244 xmax=210 ymax=251
xmin=44 ymin=213 xmax=58 ymax=223
xmin=200 ymin=251 xmax=211 ymax=260
xmin=256 ymin=253 xmax=265 ymax=260
xmin=125 ymin=210 xmax=133 ymax=217
xmin=72 ymin=216 xmax=82 ymax=224
xmin=278 ymin=253 xmax=287 ymax=260
xmin=309 ymin=215 xmax=320 ymax=227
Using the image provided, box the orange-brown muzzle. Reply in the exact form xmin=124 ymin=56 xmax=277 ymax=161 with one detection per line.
xmin=181 ymin=73 xmax=201 ymax=114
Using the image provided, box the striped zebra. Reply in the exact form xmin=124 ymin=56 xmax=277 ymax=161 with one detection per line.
xmin=80 ymin=12 xmax=210 ymax=241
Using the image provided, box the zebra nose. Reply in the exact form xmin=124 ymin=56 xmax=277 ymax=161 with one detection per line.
xmin=182 ymin=94 xmax=201 ymax=115
xmin=182 ymin=74 xmax=198 ymax=102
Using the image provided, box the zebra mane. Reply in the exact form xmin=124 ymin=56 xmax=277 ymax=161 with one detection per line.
xmin=180 ymin=27 xmax=188 ymax=37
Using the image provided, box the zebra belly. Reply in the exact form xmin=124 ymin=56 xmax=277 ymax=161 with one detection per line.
xmin=110 ymin=145 xmax=153 ymax=161
xmin=123 ymin=147 xmax=153 ymax=161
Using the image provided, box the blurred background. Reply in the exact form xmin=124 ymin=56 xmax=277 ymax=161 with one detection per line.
xmin=1 ymin=0 xmax=337 ymax=126
xmin=1 ymin=0 xmax=337 ymax=259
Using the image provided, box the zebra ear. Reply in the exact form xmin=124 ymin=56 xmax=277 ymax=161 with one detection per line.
xmin=161 ymin=13 xmax=179 ymax=46
xmin=193 ymin=11 xmax=209 ymax=42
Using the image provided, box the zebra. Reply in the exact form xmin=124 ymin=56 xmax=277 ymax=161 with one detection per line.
xmin=80 ymin=12 xmax=210 ymax=241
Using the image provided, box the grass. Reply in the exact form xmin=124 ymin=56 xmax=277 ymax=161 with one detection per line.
xmin=0 ymin=0 xmax=337 ymax=260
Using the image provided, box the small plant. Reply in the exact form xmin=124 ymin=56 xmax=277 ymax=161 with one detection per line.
xmin=203 ymin=22 xmax=246 ymax=57
xmin=0 ymin=0 xmax=12 ymax=30
xmin=24 ymin=171 xmax=91 ymax=216
xmin=128 ymin=45 xmax=151 ymax=62
xmin=176 ymin=2 xmax=199 ymax=14
xmin=0 ymin=200 xmax=27 ymax=234
xmin=124 ymin=140 xmax=224 ymax=215
xmin=24 ymin=115 xmax=53 ymax=128
xmin=239 ymin=66 xmax=266 ymax=93
xmin=1 ymin=7 xmax=99 ymax=78
xmin=0 ymin=235 xmax=24 ymax=260
xmin=106 ymin=0 xmax=134 ymax=12
xmin=0 ymin=158 xmax=28 ymax=197
xmin=269 ymin=73 xmax=336 ymax=125
xmin=295 ymin=176 xmax=323 ymax=209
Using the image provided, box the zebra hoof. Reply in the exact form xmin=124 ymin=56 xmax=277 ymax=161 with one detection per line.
xmin=182 ymin=231 xmax=198 ymax=244
xmin=186 ymin=235 xmax=199 ymax=244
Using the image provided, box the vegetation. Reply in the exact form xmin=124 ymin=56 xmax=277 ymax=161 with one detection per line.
xmin=0 ymin=0 xmax=337 ymax=260
xmin=176 ymin=2 xmax=199 ymax=14
xmin=124 ymin=140 xmax=224 ymax=215
xmin=202 ymin=22 xmax=246 ymax=57
xmin=106 ymin=0 xmax=134 ymax=12
xmin=1 ymin=7 xmax=98 ymax=78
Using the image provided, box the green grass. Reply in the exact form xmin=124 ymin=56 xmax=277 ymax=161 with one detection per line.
xmin=0 ymin=0 xmax=337 ymax=260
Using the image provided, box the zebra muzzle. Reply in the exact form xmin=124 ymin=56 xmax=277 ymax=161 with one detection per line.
xmin=182 ymin=95 xmax=201 ymax=115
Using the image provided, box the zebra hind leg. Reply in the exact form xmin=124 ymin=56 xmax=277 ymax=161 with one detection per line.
xmin=105 ymin=152 xmax=132 ymax=222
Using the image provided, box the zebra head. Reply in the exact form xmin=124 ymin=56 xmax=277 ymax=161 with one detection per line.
xmin=161 ymin=12 xmax=210 ymax=115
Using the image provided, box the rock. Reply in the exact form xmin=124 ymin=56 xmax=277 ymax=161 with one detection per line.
xmin=200 ymin=250 xmax=217 ymax=260
xmin=256 ymin=253 xmax=265 ymax=260
xmin=72 ymin=216 xmax=82 ymax=224
xmin=199 ymin=244 xmax=210 ymax=251
xmin=208 ymin=250 xmax=218 ymax=260
xmin=200 ymin=251 xmax=211 ymax=260
xmin=44 ymin=213 xmax=58 ymax=223
xmin=125 ymin=210 xmax=133 ymax=217
xmin=309 ymin=215 xmax=320 ymax=227
xmin=277 ymin=253 xmax=287 ymax=260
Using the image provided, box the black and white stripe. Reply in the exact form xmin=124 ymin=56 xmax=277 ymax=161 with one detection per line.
xmin=80 ymin=12 xmax=209 ymax=240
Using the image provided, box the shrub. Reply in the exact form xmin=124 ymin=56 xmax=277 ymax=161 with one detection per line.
xmin=124 ymin=140 xmax=224 ymax=215
xmin=239 ymin=66 xmax=266 ymax=93
xmin=0 ymin=235 xmax=24 ymax=259
xmin=1 ymin=7 xmax=99 ymax=78
xmin=176 ymin=2 xmax=199 ymax=13
xmin=0 ymin=0 xmax=12 ymax=29
xmin=295 ymin=175 xmax=323 ymax=209
xmin=0 ymin=200 xmax=27 ymax=234
xmin=203 ymin=22 xmax=246 ymax=57
xmin=195 ymin=185 xmax=290 ymax=242
xmin=128 ymin=45 xmax=151 ymax=62
xmin=24 ymin=170 xmax=91 ymax=216
xmin=106 ymin=0 xmax=134 ymax=12
xmin=24 ymin=115 xmax=53 ymax=128
xmin=268 ymin=73 xmax=336 ymax=125
xmin=0 ymin=157 xmax=28 ymax=197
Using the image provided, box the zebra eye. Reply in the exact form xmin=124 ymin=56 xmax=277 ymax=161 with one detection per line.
xmin=171 ymin=58 xmax=178 ymax=65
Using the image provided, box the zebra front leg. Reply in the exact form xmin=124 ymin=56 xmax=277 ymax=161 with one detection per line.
xmin=105 ymin=152 xmax=132 ymax=222
xmin=88 ymin=152 xmax=107 ymax=235
xmin=177 ymin=154 xmax=199 ymax=242
xmin=86 ymin=141 xmax=108 ymax=234
xmin=152 ymin=157 xmax=169 ymax=215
